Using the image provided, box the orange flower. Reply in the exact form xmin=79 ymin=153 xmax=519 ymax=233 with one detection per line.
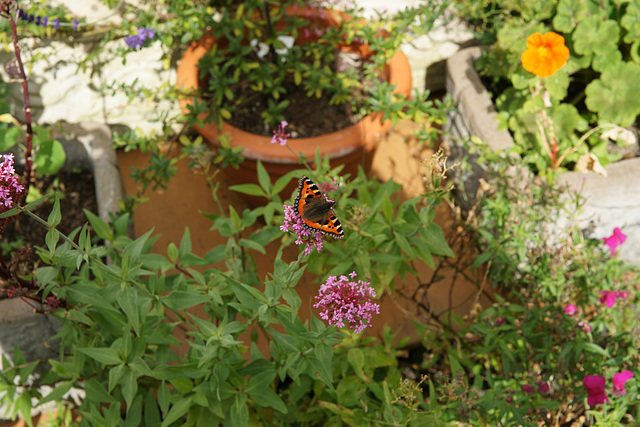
xmin=521 ymin=32 xmax=569 ymax=78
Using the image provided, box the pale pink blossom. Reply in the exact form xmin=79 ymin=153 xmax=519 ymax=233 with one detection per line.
xmin=313 ymin=272 xmax=380 ymax=334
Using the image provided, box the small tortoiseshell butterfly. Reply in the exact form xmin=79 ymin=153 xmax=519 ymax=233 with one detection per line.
xmin=294 ymin=176 xmax=344 ymax=239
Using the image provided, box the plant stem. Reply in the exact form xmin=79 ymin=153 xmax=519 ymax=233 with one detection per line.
xmin=5 ymin=4 xmax=34 ymax=204
xmin=263 ymin=0 xmax=278 ymax=65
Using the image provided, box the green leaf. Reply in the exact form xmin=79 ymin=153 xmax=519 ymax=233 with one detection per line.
xmin=544 ymin=70 xmax=569 ymax=100
xmin=582 ymin=342 xmax=611 ymax=358
xmin=47 ymin=194 xmax=61 ymax=227
xmin=15 ymin=393 xmax=34 ymax=427
xmin=33 ymin=139 xmax=66 ymax=175
xmin=36 ymin=266 xmax=57 ymax=286
xmin=163 ymin=290 xmax=212 ymax=311
xmin=160 ymin=396 xmax=192 ymax=427
xmin=394 ymin=232 xmax=415 ymax=258
xmin=256 ymin=160 xmax=271 ymax=195
xmin=167 ymin=242 xmax=179 ymax=263
xmin=84 ymin=209 xmax=113 ymax=241
xmin=158 ymin=381 xmax=170 ymax=414
xmin=227 ymin=393 xmax=249 ymax=427
xmin=573 ymin=15 xmax=619 ymax=57
xmin=621 ymin=0 xmax=640 ymax=43
xmin=83 ymin=378 xmax=115 ymax=404
xmin=37 ymin=381 xmax=73 ymax=406
xmin=122 ymin=369 xmax=138 ymax=413
xmin=308 ymin=355 xmax=333 ymax=388
xmin=78 ymin=348 xmax=122 ymax=365
xmin=251 ymin=387 xmax=287 ymax=413
xmin=347 ymin=348 xmax=367 ymax=382
xmin=117 ymin=286 xmax=141 ymax=336
xmin=553 ymin=0 xmax=594 ymax=33
xmin=238 ymin=238 xmax=266 ymax=254
xmin=228 ymin=183 xmax=267 ymax=197
xmin=421 ymin=223 xmax=455 ymax=257
xmin=179 ymin=227 xmax=192 ymax=257
xmin=585 ymin=62 xmax=640 ymax=126
xmin=45 ymin=229 xmax=60 ymax=254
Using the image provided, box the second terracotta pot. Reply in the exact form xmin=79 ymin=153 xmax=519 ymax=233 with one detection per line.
xmin=176 ymin=7 xmax=412 ymax=204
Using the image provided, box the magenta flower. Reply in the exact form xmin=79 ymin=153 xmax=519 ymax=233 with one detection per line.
xmin=612 ymin=370 xmax=634 ymax=397
xmin=538 ymin=382 xmax=549 ymax=394
xmin=0 ymin=154 xmax=24 ymax=232
xmin=599 ymin=290 xmax=628 ymax=308
xmin=271 ymin=121 xmax=290 ymax=146
xmin=280 ymin=204 xmax=324 ymax=255
xmin=564 ymin=304 xmax=577 ymax=316
xmin=313 ymin=272 xmax=380 ymax=334
xmin=494 ymin=316 xmax=506 ymax=327
xmin=602 ymin=227 xmax=627 ymax=255
xmin=521 ymin=384 xmax=534 ymax=395
xmin=599 ymin=290 xmax=618 ymax=308
xmin=583 ymin=375 xmax=609 ymax=406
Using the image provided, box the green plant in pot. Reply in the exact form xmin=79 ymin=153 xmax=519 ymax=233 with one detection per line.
xmin=176 ymin=0 xmax=451 ymax=198
xmin=461 ymin=0 xmax=640 ymax=177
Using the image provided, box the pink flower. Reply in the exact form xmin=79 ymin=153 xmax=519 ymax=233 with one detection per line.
xmin=521 ymin=384 xmax=534 ymax=395
xmin=583 ymin=375 xmax=609 ymax=406
xmin=0 ymin=154 xmax=24 ymax=231
xmin=612 ymin=370 xmax=634 ymax=397
xmin=599 ymin=290 xmax=629 ymax=308
xmin=494 ymin=316 xmax=506 ymax=327
xmin=538 ymin=382 xmax=550 ymax=394
xmin=313 ymin=272 xmax=380 ymax=334
xmin=318 ymin=177 xmax=341 ymax=194
xmin=280 ymin=204 xmax=324 ymax=255
xmin=602 ymin=227 xmax=627 ymax=255
xmin=564 ymin=304 xmax=577 ymax=316
xmin=577 ymin=320 xmax=593 ymax=334
xmin=599 ymin=290 xmax=618 ymax=308
xmin=271 ymin=121 xmax=290 ymax=146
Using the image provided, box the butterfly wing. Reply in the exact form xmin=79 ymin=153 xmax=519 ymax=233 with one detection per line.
xmin=294 ymin=176 xmax=344 ymax=239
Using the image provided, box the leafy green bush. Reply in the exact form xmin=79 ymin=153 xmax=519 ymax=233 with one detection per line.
xmin=457 ymin=0 xmax=640 ymax=175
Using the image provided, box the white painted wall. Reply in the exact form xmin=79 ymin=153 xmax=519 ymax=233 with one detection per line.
xmin=2 ymin=0 xmax=473 ymax=134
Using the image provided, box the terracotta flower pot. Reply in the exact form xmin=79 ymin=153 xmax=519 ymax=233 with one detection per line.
xmin=176 ymin=6 xmax=412 ymax=204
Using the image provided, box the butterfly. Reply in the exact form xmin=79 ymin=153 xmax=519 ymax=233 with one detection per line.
xmin=294 ymin=176 xmax=344 ymax=239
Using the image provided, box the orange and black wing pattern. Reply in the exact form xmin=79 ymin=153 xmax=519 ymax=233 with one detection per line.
xmin=294 ymin=176 xmax=344 ymax=239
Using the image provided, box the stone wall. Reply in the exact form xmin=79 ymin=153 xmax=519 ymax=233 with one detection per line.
xmin=2 ymin=0 xmax=473 ymax=135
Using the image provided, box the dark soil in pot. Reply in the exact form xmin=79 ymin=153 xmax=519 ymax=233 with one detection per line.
xmin=0 ymin=169 xmax=98 ymax=296
xmin=209 ymin=50 xmax=377 ymax=138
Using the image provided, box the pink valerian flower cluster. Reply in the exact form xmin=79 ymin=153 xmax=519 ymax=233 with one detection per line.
xmin=0 ymin=154 xmax=24 ymax=231
xmin=599 ymin=290 xmax=629 ymax=308
xmin=583 ymin=371 xmax=634 ymax=406
xmin=271 ymin=121 xmax=290 ymax=146
xmin=280 ymin=204 xmax=324 ymax=255
xmin=313 ymin=272 xmax=380 ymax=334
xmin=318 ymin=177 xmax=342 ymax=195
xmin=602 ymin=227 xmax=627 ymax=256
